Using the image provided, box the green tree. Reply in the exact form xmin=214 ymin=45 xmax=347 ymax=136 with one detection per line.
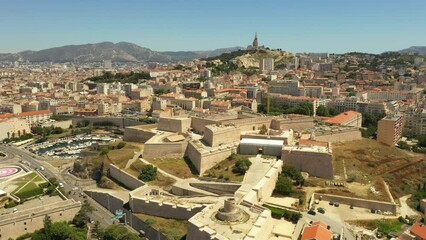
xmin=282 ymin=165 xmax=305 ymax=186
xmin=103 ymin=224 xmax=141 ymax=240
xmin=416 ymin=134 xmax=426 ymax=147
xmin=316 ymin=105 xmax=330 ymax=117
xmin=100 ymin=146 xmax=110 ymax=156
xmin=232 ymin=159 xmax=253 ymax=174
xmin=72 ymin=200 xmax=94 ymax=228
xmin=138 ymin=165 xmax=157 ymax=182
xmin=117 ymin=142 xmax=127 ymax=149
xmin=275 ymin=175 xmax=293 ymax=196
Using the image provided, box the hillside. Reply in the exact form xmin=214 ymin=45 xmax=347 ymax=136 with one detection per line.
xmin=397 ymin=46 xmax=426 ymax=56
xmin=205 ymin=49 xmax=293 ymax=68
xmin=0 ymin=42 xmax=242 ymax=63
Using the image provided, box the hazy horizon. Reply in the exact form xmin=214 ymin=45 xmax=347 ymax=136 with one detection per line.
xmin=1 ymin=0 xmax=425 ymax=54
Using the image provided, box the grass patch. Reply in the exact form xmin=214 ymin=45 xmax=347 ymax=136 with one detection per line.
xmin=126 ymin=161 xmax=175 ymax=187
xmin=263 ymin=204 xmax=302 ymax=223
xmin=11 ymin=171 xmax=47 ymax=200
xmin=135 ymin=213 xmax=187 ymax=240
xmin=147 ymin=157 xmax=197 ymax=179
xmin=204 ymin=154 xmax=257 ymax=182
xmin=108 ymin=142 xmax=141 ymax=169
xmin=349 ymin=219 xmax=405 ymax=235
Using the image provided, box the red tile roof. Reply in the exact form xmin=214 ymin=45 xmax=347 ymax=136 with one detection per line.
xmin=323 ymin=111 xmax=361 ymax=125
xmin=301 ymin=221 xmax=332 ymax=240
xmin=411 ymin=222 xmax=426 ymax=240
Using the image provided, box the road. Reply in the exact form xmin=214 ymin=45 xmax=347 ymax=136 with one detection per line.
xmin=0 ymin=144 xmax=123 ymax=229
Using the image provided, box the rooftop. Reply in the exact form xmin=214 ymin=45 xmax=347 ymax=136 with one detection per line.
xmin=323 ymin=111 xmax=361 ymax=125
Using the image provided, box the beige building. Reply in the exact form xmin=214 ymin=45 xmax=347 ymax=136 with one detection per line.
xmin=377 ymin=115 xmax=404 ymax=146
xmin=203 ymin=125 xmax=241 ymax=147
xmin=0 ymin=117 xmax=31 ymax=139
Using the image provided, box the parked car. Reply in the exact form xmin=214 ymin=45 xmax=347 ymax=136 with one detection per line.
xmin=317 ymin=207 xmax=325 ymax=214
xmin=329 ymin=201 xmax=334 ymax=205
xmin=334 ymin=202 xmax=339 ymax=207
xmin=308 ymin=209 xmax=316 ymax=215
xmin=349 ymin=205 xmax=354 ymax=209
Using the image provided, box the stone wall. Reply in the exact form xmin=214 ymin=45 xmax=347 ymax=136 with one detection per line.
xmin=240 ymin=133 xmax=293 ymax=145
xmin=130 ymin=196 xmax=206 ymax=220
xmin=312 ymin=193 xmax=397 ymax=214
xmin=203 ymin=125 xmax=241 ymax=147
xmin=221 ymin=116 xmax=274 ymax=132
xmin=0 ymin=200 xmax=81 ymax=240
xmin=187 ymin=142 xmax=235 ymax=176
xmin=108 ymin=164 xmax=145 ymax=190
xmin=189 ymin=182 xmax=241 ymax=195
xmin=282 ymin=149 xmax=333 ymax=179
xmin=158 ymin=117 xmax=191 ymax=133
xmin=123 ymin=127 xmax=156 ymax=143
xmin=86 ymin=190 xmax=168 ymax=240
xmin=190 ymin=117 xmax=219 ymax=134
xmin=270 ymin=115 xmax=314 ymax=131
xmin=313 ymin=129 xmax=362 ymax=143
xmin=41 ymin=120 xmax=73 ymax=129
xmin=143 ymin=141 xmax=188 ymax=159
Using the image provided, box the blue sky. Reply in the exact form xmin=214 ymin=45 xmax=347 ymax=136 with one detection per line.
xmin=1 ymin=0 xmax=425 ymax=53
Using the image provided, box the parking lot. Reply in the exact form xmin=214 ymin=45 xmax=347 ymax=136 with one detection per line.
xmin=310 ymin=200 xmax=397 ymax=222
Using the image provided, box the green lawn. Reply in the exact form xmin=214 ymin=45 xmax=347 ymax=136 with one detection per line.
xmin=11 ymin=171 xmax=47 ymax=200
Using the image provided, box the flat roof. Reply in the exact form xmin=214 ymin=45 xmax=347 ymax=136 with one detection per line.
xmin=240 ymin=138 xmax=284 ymax=146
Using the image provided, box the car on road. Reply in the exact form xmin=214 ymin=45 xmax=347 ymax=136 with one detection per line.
xmin=308 ymin=209 xmax=316 ymax=215
xmin=317 ymin=207 xmax=325 ymax=214
xmin=58 ymin=183 xmax=64 ymax=188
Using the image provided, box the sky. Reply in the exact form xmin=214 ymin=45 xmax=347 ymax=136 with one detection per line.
xmin=1 ymin=0 xmax=425 ymax=54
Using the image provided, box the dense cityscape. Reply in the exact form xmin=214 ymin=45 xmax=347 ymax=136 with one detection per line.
xmin=1 ymin=1 xmax=426 ymax=240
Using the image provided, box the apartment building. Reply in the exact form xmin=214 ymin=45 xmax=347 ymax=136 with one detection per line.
xmin=377 ymin=115 xmax=404 ymax=146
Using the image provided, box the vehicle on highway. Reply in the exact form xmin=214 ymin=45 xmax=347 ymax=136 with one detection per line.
xmin=308 ymin=209 xmax=316 ymax=215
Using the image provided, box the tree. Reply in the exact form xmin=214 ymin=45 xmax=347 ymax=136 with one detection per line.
xmin=416 ymin=134 xmax=426 ymax=147
xmin=138 ymin=165 xmax=157 ymax=182
xmin=316 ymin=105 xmax=330 ymax=117
xmin=92 ymin=220 xmax=103 ymax=239
xmin=72 ymin=200 xmax=94 ymax=228
xmin=103 ymin=225 xmax=141 ymax=240
xmin=275 ymin=175 xmax=293 ymax=196
xmin=282 ymin=165 xmax=305 ymax=186
xmin=397 ymin=141 xmax=410 ymax=150
xmin=232 ymin=159 xmax=252 ymax=174
xmin=43 ymin=215 xmax=52 ymax=233
xmin=117 ymin=142 xmax=126 ymax=149
xmin=259 ymin=124 xmax=268 ymax=135
xmin=100 ymin=146 xmax=110 ymax=157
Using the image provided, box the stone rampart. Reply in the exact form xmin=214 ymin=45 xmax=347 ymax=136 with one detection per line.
xmin=130 ymin=196 xmax=206 ymax=220
xmin=143 ymin=141 xmax=188 ymax=159
xmin=108 ymin=164 xmax=145 ymax=190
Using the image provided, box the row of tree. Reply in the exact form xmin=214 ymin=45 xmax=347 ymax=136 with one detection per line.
xmin=86 ymin=71 xmax=151 ymax=84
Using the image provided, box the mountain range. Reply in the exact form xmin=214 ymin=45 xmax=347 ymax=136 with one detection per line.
xmin=397 ymin=46 xmax=426 ymax=56
xmin=0 ymin=42 xmax=243 ymax=63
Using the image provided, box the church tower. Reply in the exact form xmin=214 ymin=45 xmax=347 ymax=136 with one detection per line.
xmin=252 ymin=32 xmax=258 ymax=49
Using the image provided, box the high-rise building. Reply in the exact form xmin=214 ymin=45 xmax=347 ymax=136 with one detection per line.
xmin=260 ymin=58 xmax=274 ymax=72
xmin=377 ymin=115 xmax=404 ymax=146
xmin=104 ymin=60 xmax=112 ymax=69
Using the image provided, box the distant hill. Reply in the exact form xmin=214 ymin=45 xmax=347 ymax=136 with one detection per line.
xmin=0 ymin=42 xmax=243 ymax=63
xmin=396 ymin=46 xmax=426 ymax=56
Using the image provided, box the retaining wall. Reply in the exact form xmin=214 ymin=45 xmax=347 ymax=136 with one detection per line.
xmin=312 ymin=193 xmax=397 ymax=215
xmin=108 ymin=164 xmax=145 ymax=190
xmin=86 ymin=190 xmax=168 ymax=240
xmin=130 ymin=196 xmax=206 ymax=220
xmin=187 ymin=142 xmax=235 ymax=176
xmin=189 ymin=182 xmax=241 ymax=195
xmin=313 ymin=129 xmax=362 ymax=143
xmin=143 ymin=141 xmax=188 ymax=159
xmin=123 ymin=127 xmax=156 ymax=143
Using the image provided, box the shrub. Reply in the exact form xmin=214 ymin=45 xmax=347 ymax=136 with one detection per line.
xmin=116 ymin=142 xmax=126 ymax=149
xmin=15 ymin=187 xmax=44 ymax=200
xmin=138 ymin=165 xmax=157 ymax=182
xmin=232 ymin=159 xmax=252 ymax=174
xmin=275 ymin=175 xmax=293 ymax=196
xmin=5 ymin=200 xmax=19 ymax=208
